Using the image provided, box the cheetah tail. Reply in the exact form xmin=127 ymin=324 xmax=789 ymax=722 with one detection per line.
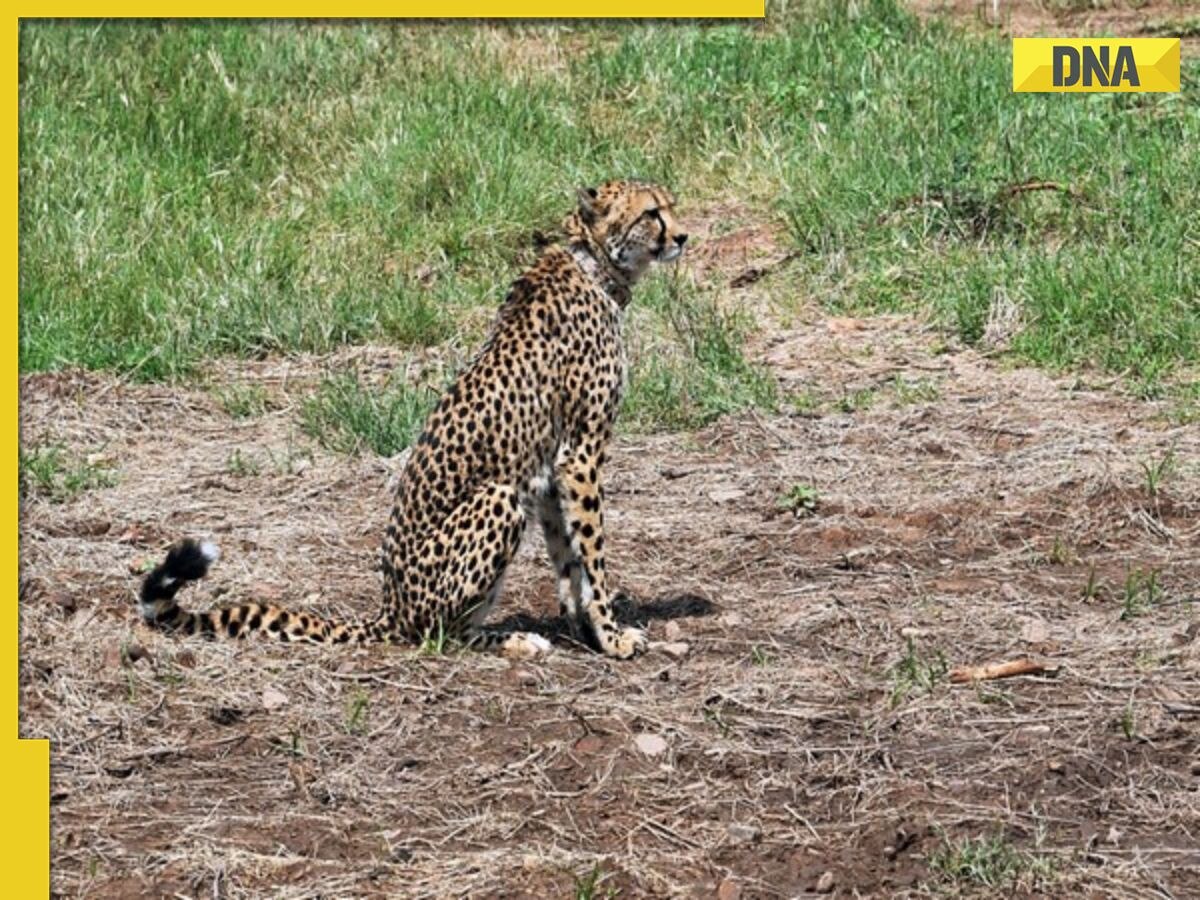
xmin=139 ymin=539 xmax=389 ymax=644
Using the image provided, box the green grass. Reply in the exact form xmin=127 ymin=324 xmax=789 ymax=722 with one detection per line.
xmin=344 ymin=688 xmax=370 ymax=736
xmin=891 ymin=375 xmax=940 ymax=406
xmin=778 ymin=482 xmax=819 ymax=516
xmin=300 ymin=371 xmax=435 ymax=456
xmin=572 ymin=863 xmax=618 ymax=899
xmin=1119 ymin=566 xmax=1163 ymax=621
xmin=224 ymin=448 xmax=261 ymax=477
xmin=1139 ymin=445 xmax=1178 ymax=502
xmin=889 ymin=636 xmax=948 ymax=706
xmin=19 ymin=444 xmax=117 ymax=502
xmin=213 ymin=383 xmax=271 ymax=419
xmin=835 ymin=386 xmax=879 ymax=414
xmin=19 ymin=7 xmax=1199 ymax=399
xmin=929 ymin=833 xmax=1056 ymax=888
xmin=749 ymin=644 xmax=776 ymax=667
xmin=624 ymin=283 xmax=778 ymax=431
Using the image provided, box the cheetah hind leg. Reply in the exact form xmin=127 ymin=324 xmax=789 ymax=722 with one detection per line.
xmin=425 ymin=483 xmax=553 ymax=660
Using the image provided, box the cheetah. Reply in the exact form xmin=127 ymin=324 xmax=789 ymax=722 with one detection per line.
xmin=140 ymin=179 xmax=688 ymax=659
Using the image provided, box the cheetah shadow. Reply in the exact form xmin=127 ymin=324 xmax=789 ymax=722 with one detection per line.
xmin=492 ymin=592 xmax=718 ymax=648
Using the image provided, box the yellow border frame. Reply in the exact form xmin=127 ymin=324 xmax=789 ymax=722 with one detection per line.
xmin=9 ymin=19 xmax=50 ymax=896
xmin=10 ymin=9 xmax=763 ymax=893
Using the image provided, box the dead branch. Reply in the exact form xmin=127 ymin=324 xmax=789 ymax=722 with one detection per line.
xmin=949 ymin=658 xmax=1060 ymax=684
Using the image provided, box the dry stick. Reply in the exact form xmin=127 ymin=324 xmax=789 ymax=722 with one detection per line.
xmin=879 ymin=178 xmax=1087 ymax=225
xmin=949 ymin=657 xmax=1060 ymax=684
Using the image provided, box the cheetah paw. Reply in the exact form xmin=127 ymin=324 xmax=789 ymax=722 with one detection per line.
xmin=608 ymin=626 xmax=648 ymax=660
xmin=501 ymin=632 xmax=554 ymax=660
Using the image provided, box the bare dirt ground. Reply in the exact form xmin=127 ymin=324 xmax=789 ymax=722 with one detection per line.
xmin=910 ymin=0 xmax=1200 ymax=56
xmin=20 ymin=215 xmax=1200 ymax=900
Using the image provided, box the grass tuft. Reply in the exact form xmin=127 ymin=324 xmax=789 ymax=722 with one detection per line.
xmin=1119 ymin=567 xmax=1162 ymax=621
xmin=19 ymin=444 xmax=117 ymax=502
xmin=929 ymin=832 xmax=1056 ymax=887
xmin=213 ymin=383 xmax=272 ymax=419
xmin=778 ymin=482 xmax=819 ymax=517
xmin=300 ymin=371 xmax=434 ymax=457
xmin=889 ymin=636 xmax=947 ymax=706
xmin=625 ymin=287 xmax=777 ymax=432
xmin=572 ymin=863 xmax=617 ymax=900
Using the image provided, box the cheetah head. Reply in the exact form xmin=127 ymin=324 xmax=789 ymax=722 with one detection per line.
xmin=568 ymin=180 xmax=689 ymax=281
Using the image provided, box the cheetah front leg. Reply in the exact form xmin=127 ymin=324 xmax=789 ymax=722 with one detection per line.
xmin=556 ymin=450 xmax=646 ymax=659
xmin=535 ymin=482 xmax=586 ymax=641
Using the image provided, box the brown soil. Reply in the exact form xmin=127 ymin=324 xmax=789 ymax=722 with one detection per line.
xmin=908 ymin=0 xmax=1200 ymax=57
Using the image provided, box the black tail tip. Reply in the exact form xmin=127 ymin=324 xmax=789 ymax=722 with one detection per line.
xmin=162 ymin=539 xmax=220 ymax=581
xmin=140 ymin=539 xmax=220 ymax=608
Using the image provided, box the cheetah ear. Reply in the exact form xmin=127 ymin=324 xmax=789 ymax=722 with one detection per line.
xmin=576 ymin=186 xmax=600 ymax=224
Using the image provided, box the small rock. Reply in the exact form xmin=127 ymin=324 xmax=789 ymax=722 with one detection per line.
xmin=633 ymin=733 xmax=668 ymax=757
xmin=574 ymin=735 xmax=604 ymax=755
xmin=116 ymin=524 xmax=147 ymax=545
xmin=1105 ymin=826 xmax=1122 ymax=846
xmin=262 ymin=687 xmax=289 ymax=710
xmin=1021 ymin=618 xmax=1049 ymax=644
xmin=1013 ymin=724 xmax=1051 ymax=746
xmin=726 ymin=822 xmax=760 ymax=845
xmin=103 ymin=644 xmax=150 ymax=668
xmin=208 ymin=706 xmax=244 ymax=726
xmin=816 ymin=870 xmax=835 ymax=893
xmin=125 ymin=643 xmax=151 ymax=665
xmin=664 ymin=621 xmax=684 ymax=642
xmin=49 ymin=592 xmax=78 ymax=618
xmin=899 ymin=626 xmax=928 ymax=639
xmin=1170 ymin=622 xmax=1199 ymax=646
xmin=717 ymin=878 xmax=741 ymax=900
xmin=654 ymin=641 xmax=690 ymax=659
xmin=826 ymin=316 xmax=865 ymax=333
xmin=836 ymin=549 xmax=873 ymax=571
xmin=708 ymin=488 xmax=747 ymax=504
xmin=390 ymin=845 xmax=414 ymax=864
xmin=507 ymin=665 xmax=539 ymax=687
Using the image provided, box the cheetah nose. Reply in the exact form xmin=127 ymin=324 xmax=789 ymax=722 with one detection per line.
xmin=674 ymin=234 xmax=689 ymax=247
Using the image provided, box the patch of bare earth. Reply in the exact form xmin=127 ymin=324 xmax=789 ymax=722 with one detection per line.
xmin=908 ymin=0 xmax=1200 ymax=57
xmin=21 ymin=284 xmax=1199 ymax=897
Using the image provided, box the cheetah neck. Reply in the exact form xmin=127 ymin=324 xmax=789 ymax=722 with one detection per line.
xmin=565 ymin=240 xmax=633 ymax=308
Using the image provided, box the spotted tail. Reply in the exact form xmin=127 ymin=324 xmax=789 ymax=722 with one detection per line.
xmin=139 ymin=539 xmax=390 ymax=644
